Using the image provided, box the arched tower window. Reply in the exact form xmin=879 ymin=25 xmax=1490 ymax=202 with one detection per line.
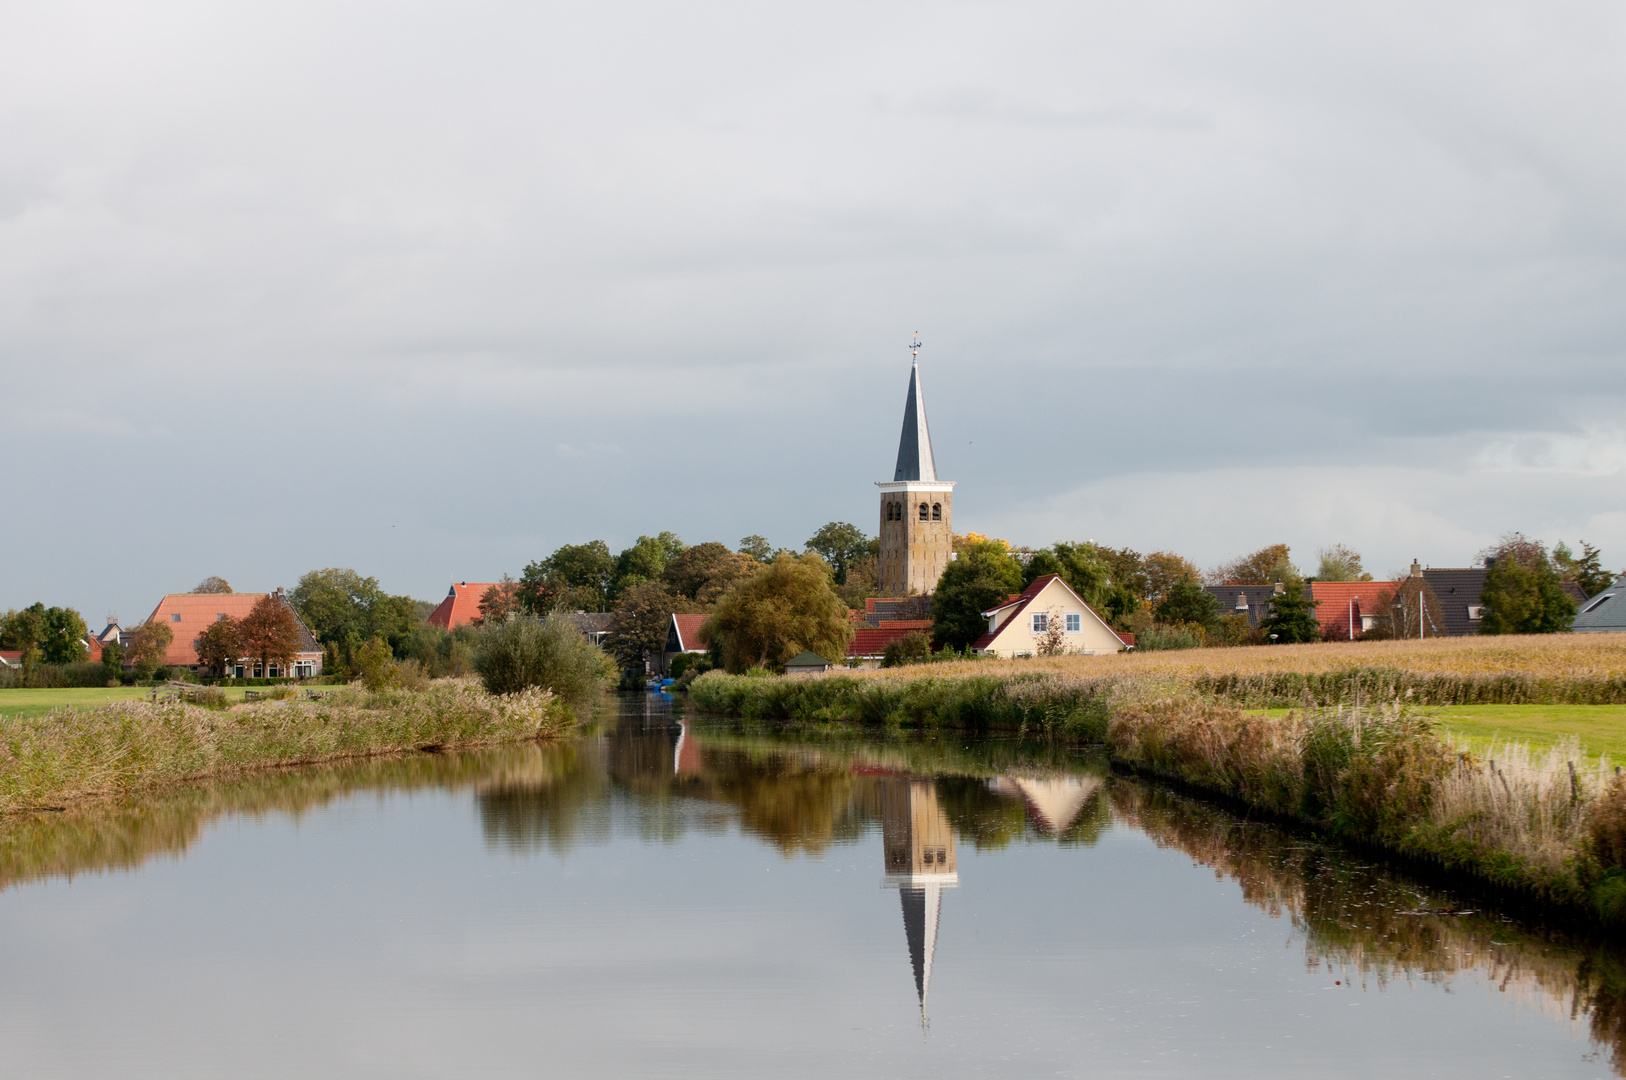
xmin=918 ymin=503 xmax=929 ymax=521
xmin=931 ymin=503 xmax=942 ymax=521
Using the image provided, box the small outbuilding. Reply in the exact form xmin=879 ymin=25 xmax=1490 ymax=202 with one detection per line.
xmin=783 ymin=650 xmax=833 ymax=675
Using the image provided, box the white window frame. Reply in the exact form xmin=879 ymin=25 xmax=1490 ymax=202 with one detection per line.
xmin=1030 ymin=612 xmax=1048 ymax=633
xmin=1065 ymin=613 xmax=1081 ymax=633
xmin=1467 ymin=605 xmax=1485 ymax=621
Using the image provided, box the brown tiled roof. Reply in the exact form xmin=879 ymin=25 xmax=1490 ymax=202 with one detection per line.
xmin=671 ymin=613 xmax=711 ymax=652
xmin=140 ymin=592 xmax=320 ymax=667
xmin=426 ymin=582 xmax=502 ymax=630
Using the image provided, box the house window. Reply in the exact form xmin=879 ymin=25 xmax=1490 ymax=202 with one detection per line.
xmin=1467 ymin=605 xmax=1485 ymax=621
xmin=1031 ymin=612 xmax=1048 ymax=633
xmin=918 ymin=503 xmax=929 ymax=521
xmin=170 ymin=613 xmax=182 ymax=622
xmin=1583 ymin=594 xmax=1615 ymax=614
xmin=217 ymin=613 xmax=228 ymax=621
xmin=1065 ymin=613 xmax=1081 ymax=633
xmin=931 ymin=503 xmax=942 ymax=521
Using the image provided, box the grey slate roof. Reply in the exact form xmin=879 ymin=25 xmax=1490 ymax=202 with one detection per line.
xmin=893 ymin=361 xmax=938 ymax=482
xmin=1203 ymin=584 xmax=1292 ymax=630
xmin=1421 ymin=568 xmax=1487 ymax=637
xmin=1573 ymin=576 xmax=1626 ymax=633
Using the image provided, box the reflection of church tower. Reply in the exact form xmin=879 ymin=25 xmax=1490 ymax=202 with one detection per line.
xmin=879 ymin=778 xmax=958 ymax=1015
xmin=876 ymin=339 xmax=955 ymax=597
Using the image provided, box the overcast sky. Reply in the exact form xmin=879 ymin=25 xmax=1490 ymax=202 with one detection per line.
xmin=3 ymin=0 xmax=1624 ymax=620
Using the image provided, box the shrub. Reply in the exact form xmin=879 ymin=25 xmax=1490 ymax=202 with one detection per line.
xmin=881 ymin=631 xmax=933 ymax=668
xmin=474 ymin=614 xmax=613 ymax=708
xmin=1135 ymin=624 xmax=1203 ymax=651
xmin=1592 ymin=775 xmax=1626 ymax=870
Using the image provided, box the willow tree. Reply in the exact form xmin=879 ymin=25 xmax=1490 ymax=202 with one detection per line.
xmin=705 ymin=554 xmax=853 ymax=671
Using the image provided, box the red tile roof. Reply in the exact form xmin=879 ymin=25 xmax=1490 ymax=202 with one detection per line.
xmin=1309 ymin=581 xmax=1396 ymax=639
xmin=848 ymin=620 xmax=934 ymax=657
xmin=671 ymin=613 xmax=711 ymax=652
xmin=426 ymin=582 xmax=503 ymax=630
xmin=140 ymin=593 xmax=320 ymax=667
xmin=1117 ymin=631 xmax=1136 ymax=647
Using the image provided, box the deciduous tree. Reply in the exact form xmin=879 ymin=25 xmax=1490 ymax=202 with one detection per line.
xmin=706 ymin=554 xmax=854 ymax=671
xmin=932 ymin=540 xmax=1024 ymax=651
xmin=804 ymin=522 xmax=875 ymax=585
xmin=126 ymin=621 xmax=174 ymax=680
xmin=291 ymin=568 xmax=417 ymax=655
xmin=1315 ymin=545 xmax=1372 ymax=582
xmin=1209 ymin=544 xmax=1295 ymax=586
xmin=1142 ymin=552 xmax=1202 ymax=606
xmin=662 ymin=542 xmax=759 ymax=604
xmin=1155 ymin=579 xmax=1220 ymax=628
xmin=737 ymin=535 xmax=774 ymax=562
xmin=606 ymin=581 xmax=701 ymax=671
xmin=613 ymin=533 xmax=686 ymax=597
xmin=478 ymin=576 xmax=521 ymax=625
xmin=238 ymin=594 xmax=303 ymax=675
xmin=1554 ymin=540 xmax=1615 ymax=599
xmin=38 ymin=606 xmax=88 ymax=665
xmin=192 ymin=576 xmax=232 ymax=594
xmin=193 ymin=617 xmax=242 ymax=677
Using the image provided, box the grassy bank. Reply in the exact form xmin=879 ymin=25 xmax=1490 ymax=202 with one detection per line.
xmin=0 ymin=686 xmax=284 ymax=720
xmin=0 ymin=680 xmax=574 ymax=813
xmin=689 ymin=636 xmax=1626 ymax=923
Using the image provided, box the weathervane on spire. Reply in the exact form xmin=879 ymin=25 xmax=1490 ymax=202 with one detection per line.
xmin=910 ymin=331 xmax=922 ymax=364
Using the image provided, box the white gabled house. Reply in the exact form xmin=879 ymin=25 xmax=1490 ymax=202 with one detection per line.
xmin=972 ymin=574 xmax=1131 ymax=658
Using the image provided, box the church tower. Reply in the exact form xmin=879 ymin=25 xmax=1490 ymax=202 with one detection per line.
xmin=877 ymin=340 xmax=955 ymax=596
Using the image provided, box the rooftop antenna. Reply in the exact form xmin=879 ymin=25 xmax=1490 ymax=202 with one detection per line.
xmin=910 ymin=331 xmax=922 ymax=365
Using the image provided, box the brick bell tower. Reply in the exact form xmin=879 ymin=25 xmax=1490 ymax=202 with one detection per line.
xmin=877 ymin=335 xmax=954 ymax=596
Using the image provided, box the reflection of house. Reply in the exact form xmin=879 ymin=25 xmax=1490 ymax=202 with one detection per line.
xmin=879 ymin=778 xmax=958 ymax=1015
xmin=991 ymin=775 xmax=1100 ymax=835
xmin=973 ymin=575 xmax=1129 ymax=658
xmin=140 ymin=590 xmax=323 ymax=677
xmin=425 ymin=582 xmax=502 ymax=629
xmin=1574 ymin=576 xmax=1626 ymax=633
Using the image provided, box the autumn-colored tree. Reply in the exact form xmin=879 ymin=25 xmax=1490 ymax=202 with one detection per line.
xmin=1209 ymin=544 xmax=1295 ymax=586
xmin=193 ymin=616 xmax=242 ymax=676
xmin=478 ymin=576 xmax=520 ymax=625
xmin=1141 ymin=552 xmax=1202 ymax=606
xmin=1382 ymin=575 xmax=1444 ymax=639
xmin=192 ymin=576 xmax=232 ymax=594
xmin=705 ymin=554 xmax=854 ymax=671
xmin=126 ymin=621 xmax=174 ymax=680
xmin=238 ymin=594 xmax=303 ymax=675
xmin=606 ymin=581 xmax=701 ymax=671
xmin=662 ymin=542 xmax=760 ymax=605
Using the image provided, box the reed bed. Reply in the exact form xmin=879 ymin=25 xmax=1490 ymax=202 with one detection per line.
xmin=0 ymin=680 xmax=573 ymax=813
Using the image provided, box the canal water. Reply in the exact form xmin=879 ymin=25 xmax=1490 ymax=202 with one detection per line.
xmin=2 ymin=694 xmax=1623 ymax=1078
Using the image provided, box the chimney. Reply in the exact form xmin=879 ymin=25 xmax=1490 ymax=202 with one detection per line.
xmin=1272 ymin=581 xmax=1285 ymax=596
xmin=1235 ymin=593 xmax=1249 ymax=611
xmin=1410 ymin=560 xmax=1423 ymax=579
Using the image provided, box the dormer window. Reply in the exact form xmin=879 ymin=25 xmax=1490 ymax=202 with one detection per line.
xmin=1583 ymin=593 xmax=1614 ymax=614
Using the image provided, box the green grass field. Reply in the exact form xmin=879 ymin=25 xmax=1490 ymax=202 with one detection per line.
xmin=0 ymin=686 xmax=280 ymax=720
xmin=1256 ymin=704 xmax=1626 ymax=762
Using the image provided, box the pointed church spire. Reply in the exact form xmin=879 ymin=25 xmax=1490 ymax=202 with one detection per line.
xmin=893 ymin=334 xmax=938 ymax=482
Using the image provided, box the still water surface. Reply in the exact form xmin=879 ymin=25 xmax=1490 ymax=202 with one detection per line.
xmin=2 ymin=694 xmax=1623 ymax=1078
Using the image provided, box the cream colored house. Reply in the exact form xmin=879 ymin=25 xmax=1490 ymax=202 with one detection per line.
xmin=972 ymin=575 xmax=1129 ymax=658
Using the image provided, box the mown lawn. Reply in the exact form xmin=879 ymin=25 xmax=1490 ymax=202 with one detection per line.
xmin=1256 ymin=703 xmax=1626 ymax=761
xmin=0 ymin=686 xmax=277 ymax=719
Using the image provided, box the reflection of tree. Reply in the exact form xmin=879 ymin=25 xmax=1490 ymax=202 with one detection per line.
xmin=1112 ymin=781 xmax=1626 ymax=1076
xmin=477 ymin=742 xmax=612 ymax=856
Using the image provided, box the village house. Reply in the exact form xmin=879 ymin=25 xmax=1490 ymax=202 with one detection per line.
xmin=972 ymin=575 xmax=1129 ymax=658
xmin=139 ymin=590 xmax=323 ymax=677
xmin=1573 ymin=575 xmax=1626 ymax=633
xmin=425 ymin=582 xmax=503 ymax=630
xmin=662 ymin=612 xmax=711 ymax=675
